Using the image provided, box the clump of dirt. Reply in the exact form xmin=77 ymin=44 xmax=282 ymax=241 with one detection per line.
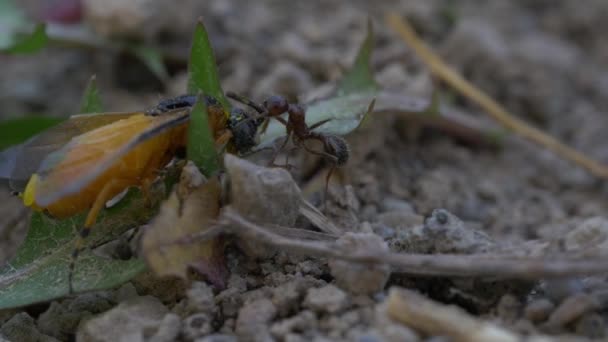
xmin=3 ymin=0 xmax=608 ymax=341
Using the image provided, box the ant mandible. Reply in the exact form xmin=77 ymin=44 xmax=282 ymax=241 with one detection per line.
xmin=226 ymin=91 xmax=349 ymax=203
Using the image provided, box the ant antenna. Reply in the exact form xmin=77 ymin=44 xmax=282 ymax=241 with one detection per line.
xmin=226 ymin=91 xmax=266 ymax=114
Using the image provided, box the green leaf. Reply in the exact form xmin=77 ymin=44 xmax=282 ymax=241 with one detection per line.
xmin=259 ymin=20 xmax=379 ymax=147
xmin=187 ymin=19 xmax=230 ymax=113
xmin=336 ymin=19 xmax=378 ymax=96
xmin=0 ymin=116 xmax=64 ymax=149
xmin=79 ymin=75 xmax=104 ymax=113
xmin=5 ymin=23 xmax=48 ymax=54
xmin=130 ymin=45 xmax=169 ymax=83
xmin=0 ymin=189 xmax=158 ymax=309
xmin=259 ymin=91 xmax=377 ymax=148
xmin=187 ymin=94 xmax=220 ymax=176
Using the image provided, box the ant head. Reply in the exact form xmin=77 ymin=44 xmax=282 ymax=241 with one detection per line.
xmin=287 ymin=104 xmax=306 ymax=123
xmin=323 ymin=135 xmax=349 ymax=166
xmin=263 ymin=95 xmax=289 ymax=117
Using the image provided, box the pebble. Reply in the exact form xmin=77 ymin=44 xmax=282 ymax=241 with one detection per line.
xmin=195 ymin=335 xmax=238 ymax=342
xmin=564 ymin=216 xmax=608 ymax=252
xmin=37 ymin=293 xmax=114 ymax=341
xmin=77 ymin=296 xmax=177 ymax=342
xmin=545 ymin=293 xmax=598 ymax=328
xmin=379 ymin=197 xmax=415 ymax=214
xmin=187 ymin=282 xmax=218 ymax=315
xmin=0 ymin=313 xmax=59 ymax=342
xmin=495 ymin=294 xmax=521 ymax=323
xmin=235 ymin=299 xmax=277 ymax=342
xmin=524 ymin=298 xmax=555 ymax=323
xmin=304 ymin=285 xmax=349 ymax=314
xmin=225 ymin=155 xmax=301 ymax=259
xmin=270 ymin=311 xmax=317 ymax=339
xmin=182 ymin=313 xmax=214 ymax=341
xmin=574 ymin=313 xmax=605 ymax=339
xmin=329 ymin=233 xmax=391 ymax=295
xmin=376 ymin=212 xmax=424 ymax=230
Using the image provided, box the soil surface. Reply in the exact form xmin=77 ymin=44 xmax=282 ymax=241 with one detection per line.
xmin=2 ymin=0 xmax=608 ymax=341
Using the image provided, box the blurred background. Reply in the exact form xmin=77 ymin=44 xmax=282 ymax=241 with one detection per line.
xmin=2 ymin=1 xmax=608 ymax=340
xmin=1 ymin=0 xmax=608 ymax=269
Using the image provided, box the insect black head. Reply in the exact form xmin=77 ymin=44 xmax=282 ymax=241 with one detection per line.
xmin=147 ymin=94 xmax=197 ymax=116
xmin=263 ymin=95 xmax=289 ymax=117
xmin=228 ymin=108 xmax=263 ymax=154
xmin=323 ymin=135 xmax=349 ymax=166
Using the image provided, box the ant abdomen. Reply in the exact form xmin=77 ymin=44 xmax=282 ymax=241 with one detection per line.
xmin=323 ymin=135 xmax=349 ymax=166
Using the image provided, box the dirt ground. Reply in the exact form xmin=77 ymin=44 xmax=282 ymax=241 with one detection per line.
xmin=2 ymin=0 xmax=608 ymax=341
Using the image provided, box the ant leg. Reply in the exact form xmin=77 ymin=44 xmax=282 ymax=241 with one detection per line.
xmin=323 ymin=166 xmax=336 ymax=211
xmin=69 ymin=179 xmax=132 ymax=294
xmin=299 ymin=140 xmax=339 ymax=164
xmin=268 ymin=132 xmax=293 ymax=169
xmin=299 ymin=140 xmax=340 ymax=210
xmin=308 ymin=119 xmax=332 ymax=131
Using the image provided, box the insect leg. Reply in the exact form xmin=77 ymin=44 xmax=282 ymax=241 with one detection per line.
xmin=308 ymin=119 xmax=332 ymax=131
xmin=299 ymin=140 xmax=340 ymax=210
xmin=268 ymin=132 xmax=293 ymax=169
xmin=69 ymin=178 xmax=133 ymax=294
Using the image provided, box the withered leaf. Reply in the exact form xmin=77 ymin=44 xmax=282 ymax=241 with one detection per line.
xmin=141 ymin=161 xmax=227 ymax=288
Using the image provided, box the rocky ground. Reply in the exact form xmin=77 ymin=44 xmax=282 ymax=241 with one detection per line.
xmin=2 ymin=0 xmax=608 ymax=341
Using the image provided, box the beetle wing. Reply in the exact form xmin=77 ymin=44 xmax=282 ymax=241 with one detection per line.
xmin=34 ymin=109 xmax=190 ymax=206
xmin=0 ymin=112 xmax=144 ymax=191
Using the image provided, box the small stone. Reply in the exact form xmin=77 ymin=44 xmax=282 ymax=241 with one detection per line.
xmin=376 ymin=212 xmax=423 ymax=231
xmin=495 ymin=294 xmax=521 ymax=323
xmin=574 ymin=313 xmax=605 ymax=339
xmin=187 ymin=282 xmax=217 ymax=315
xmin=423 ymin=209 xmax=494 ymax=253
xmin=541 ymin=278 xmax=585 ymax=303
xmin=270 ymin=311 xmax=317 ymax=339
xmin=379 ymin=197 xmax=415 ymax=214
xmin=546 ymin=293 xmax=598 ymax=328
xmin=37 ymin=294 xmax=114 ymax=341
xmin=195 ymin=335 xmax=238 ymax=342
xmin=564 ymin=217 xmax=608 ymax=252
xmin=1 ymin=313 xmax=59 ymax=342
xmin=373 ymin=303 xmax=420 ymax=342
xmin=272 ymin=278 xmax=316 ymax=317
xmin=329 ymin=233 xmax=391 ymax=295
xmin=524 ymin=299 xmax=555 ymax=323
xmin=77 ymin=296 xmax=170 ymax=342
xmin=225 ymin=155 xmax=301 ymax=259
xmin=304 ymin=285 xmax=349 ymax=313
xmin=235 ymin=299 xmax=277 ymax=342
xmin=114 ymin=283 xmax=139 ymax=302
xmin=372 ymin=223 xmax=396 ymax=240
xmin=149 ymin=313 xmax=181 ymax=342
xmin=182 ymin=313 xmax=214 ymax=341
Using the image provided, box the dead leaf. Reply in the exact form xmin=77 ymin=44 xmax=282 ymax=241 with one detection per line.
xmin=141 ymin=161 xmax=227 ymax=288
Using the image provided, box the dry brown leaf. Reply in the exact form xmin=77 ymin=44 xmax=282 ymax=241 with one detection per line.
xmin=141 ymin=161 xmax=226 ymax=288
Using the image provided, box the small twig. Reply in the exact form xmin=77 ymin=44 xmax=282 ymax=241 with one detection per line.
xmin=220 ymin=207 xmax=608 ymax=279
xmin=386 ymin=288 xmax=552 ymax=342
xmin=386 ymin=14 xmax=608 ymax=179
xmin=298 ymin=200 xmax=343 ymax=235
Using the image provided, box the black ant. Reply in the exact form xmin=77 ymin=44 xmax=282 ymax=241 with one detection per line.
xmin=226 ymin=91 xmax=350 ymax=203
